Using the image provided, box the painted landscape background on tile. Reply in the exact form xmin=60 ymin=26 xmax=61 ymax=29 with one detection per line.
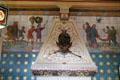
xmin=1 ymin=15 xmax=120 ymax=53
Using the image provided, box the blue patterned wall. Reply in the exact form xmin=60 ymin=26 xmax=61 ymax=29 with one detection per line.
xmin=0 ymin=52 xmax=120 ymax=80
xmin=91 ymin=53 xmax=120 ymax=80
xmin=0 ymin=52 xmax=37 ymax=80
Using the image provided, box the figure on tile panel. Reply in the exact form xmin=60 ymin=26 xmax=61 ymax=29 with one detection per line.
xmin=18 ymin=26 xmax=25 ymax=41
xmin=111 ymin=26 xmax=118 ymax=46
xmin=27 ymin=16 xmax=36 ymax=44
xmin=5 ymin=21 xmax=19 ymax=45
xmin=103 ymin=26 xmax=112 ymax=46
xmin=35 ymin=24 xmax=45 ymax=43
xmin=5 ymin=25 xmax=15 ymax=45
xmin=91 ymin=24 xmax=99 ymax=48
xmin=11 ymin=21 xmax=19 ymax=40
xmin=83 ymin=22 xmax=92 ymax=47
xmin=27 ymin=26 xmax=35 ymax=43
xmin=35 ymin=17 xmax=45 ymax=44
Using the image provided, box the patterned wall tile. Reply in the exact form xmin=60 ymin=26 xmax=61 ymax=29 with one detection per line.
xmin=0 ymin=52 xmax=120 ymax=80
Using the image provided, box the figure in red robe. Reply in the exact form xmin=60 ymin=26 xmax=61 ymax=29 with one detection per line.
xmin=27 ymin=26 xmax=35 ymax=42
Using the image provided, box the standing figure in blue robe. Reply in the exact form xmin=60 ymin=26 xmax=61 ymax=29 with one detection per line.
xmin=83 ymin=22 xmax=92 ymax=47
xmin=91 ymin=24 xmax=99 ymax=48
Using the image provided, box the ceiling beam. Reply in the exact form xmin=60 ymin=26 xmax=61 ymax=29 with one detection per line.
xmin=0 ymin=1 xmax=120 ymax=12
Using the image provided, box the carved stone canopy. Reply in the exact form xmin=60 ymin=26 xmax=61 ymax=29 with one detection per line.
xmin=31 ymin=18 xmax=97 ymax=76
